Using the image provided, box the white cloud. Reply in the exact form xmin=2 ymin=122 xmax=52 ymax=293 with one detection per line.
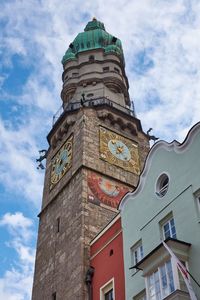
xmin=0 ymin=212 xmax=33 ymax=241
xmin=0 ymin=212 xmax=35 ymax=300
xmin=0 ymin=119 xmax=45 ymax=207
xmin=0 ymin=267 xmax=34 ymax=300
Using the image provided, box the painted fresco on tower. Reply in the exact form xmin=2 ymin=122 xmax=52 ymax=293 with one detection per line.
xmin=87 ymin=171 xmax=130 ymax=208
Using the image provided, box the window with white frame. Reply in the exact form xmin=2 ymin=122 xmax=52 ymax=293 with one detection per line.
xmin=133 ymin=289 xmax=146 ymax=300
xmin=193 ymin=190 xmax=200 ymax=220
xmin=131 ymin=240 xmax=144 ymax=266
xmin=100 ymin=279 xmax=114 ymax=300
xmin=147 ymin=260 xmax=175 ymax=300
xmin=156 ymin=173 xmax=169 ymax=197
xmin=196 ymin=194 xmax=200 ymax=213
xmin=198 ymin=195 xmax=200 ymax=208
xmin=105 ymin=289 xmax=113 ymax=300
xmin=162 ymin=217 xmax=176 ymax=240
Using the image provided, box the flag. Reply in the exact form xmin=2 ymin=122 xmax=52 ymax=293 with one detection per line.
xmin=163 ymin=241 xmax=197 ymax=300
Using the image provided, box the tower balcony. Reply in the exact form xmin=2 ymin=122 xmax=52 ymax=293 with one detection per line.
xmin=52 ymin=97 xmax=135 ymax=127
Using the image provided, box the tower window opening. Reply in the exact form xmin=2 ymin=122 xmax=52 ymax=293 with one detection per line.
xmin=89 ymin=55 xmax=95 ymax=62
xmin=112 ymin=36 xmax=117 ymax=43
xmin=56 ymin=217 xmax=60 ymax=233
xmin=72 ymin=72 xmax=78 ymax=77
xmin=114 ymin=67 xmax=120 ymax=74
xmin=52 ymin=292 xmax=56 ymax=300
xmin=87 ymin=93 xmax=94 ymax=98
xmin=103 ymin=66 xmax=109 ymax=72
xmin=109 ymin=249 xmax=114 ymax=256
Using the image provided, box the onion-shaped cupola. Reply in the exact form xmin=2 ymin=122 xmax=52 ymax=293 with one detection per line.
xmin=61 ymin=18 xmax=130 ymax=109
xmin=62 ymin=18 xmax=124 ymax=65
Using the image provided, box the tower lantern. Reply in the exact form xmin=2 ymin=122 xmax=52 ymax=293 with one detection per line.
xmin=61 ymin=18 xmax=130 ymax=110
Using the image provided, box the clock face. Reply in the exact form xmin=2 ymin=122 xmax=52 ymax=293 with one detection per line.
xmin=50 ymin=135 xmax=73 ymax=188
xmin=108 ymin=140 xmax=131 ymax=161
xmin=99 ymin=127 xmax=140 ymax=174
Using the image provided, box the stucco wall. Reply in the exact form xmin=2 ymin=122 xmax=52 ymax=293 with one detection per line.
xmin=120 ymin=122 xmax=200 ymax=299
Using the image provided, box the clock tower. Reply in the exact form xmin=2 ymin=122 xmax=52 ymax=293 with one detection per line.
xmin=32 ymin=18 xmax=149 ymax=300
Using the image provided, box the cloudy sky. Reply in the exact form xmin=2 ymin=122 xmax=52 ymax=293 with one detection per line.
xmin=0 ymin=0 xmax=200 ymax=299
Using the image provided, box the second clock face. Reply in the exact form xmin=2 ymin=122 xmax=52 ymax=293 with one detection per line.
xmin=50 ymin=135 xmax=73 ymax=188
xmin=99 ymin=127 xmax=140 ymax=174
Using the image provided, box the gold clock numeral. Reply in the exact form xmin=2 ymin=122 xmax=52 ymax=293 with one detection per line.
xmin=109 ymin=154 xmax=117 ymax=164
xmin=51 ymin=173 xmax=59 ymax=184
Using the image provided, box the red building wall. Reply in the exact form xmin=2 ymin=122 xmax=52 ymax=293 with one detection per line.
xmin=90 ymin=215 xmax=125 ymax=300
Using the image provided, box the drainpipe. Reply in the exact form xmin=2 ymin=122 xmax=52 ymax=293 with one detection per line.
xmin=85 ymin=266 xmax=95 ymax=300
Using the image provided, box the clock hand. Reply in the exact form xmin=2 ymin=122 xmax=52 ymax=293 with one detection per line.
xmin=116 ymin=145 xmax=124 ymax=154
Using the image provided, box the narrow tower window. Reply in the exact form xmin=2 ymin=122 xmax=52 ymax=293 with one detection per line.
xmin=52 ymin=292 xmax=56 ymax=300
xmin=114 ymin=67 xmax=120 ymax=74
xmin=103 ymin=66 xmax=109 ymax=72
xmin=56 ymin=217 xmax=60 ymax=233
xmin=89 ymin=55 xmax=95 ymax=62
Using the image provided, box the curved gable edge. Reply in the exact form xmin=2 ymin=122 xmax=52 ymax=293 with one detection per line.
xmin=119 ymin=121 xmax=200 ymax=212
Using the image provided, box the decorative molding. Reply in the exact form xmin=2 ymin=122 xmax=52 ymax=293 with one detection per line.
xmin=97 ymin=111 xmax=137 ymax=135
xmin=51 ymin=117 xmax=76 ymax=149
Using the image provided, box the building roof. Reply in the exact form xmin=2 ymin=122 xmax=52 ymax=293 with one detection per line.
xmin=62 ymin=18 xmax=124 ymax=65
xmin=131 ymin=238 xmax=191 ymax=272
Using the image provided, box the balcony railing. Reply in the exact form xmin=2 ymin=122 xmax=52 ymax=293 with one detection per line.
xmin=52 ymin=97 xmax=135 ymax=126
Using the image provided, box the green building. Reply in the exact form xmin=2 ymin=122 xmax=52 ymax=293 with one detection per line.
xmin=120 ymin=122 xmax=200 ymax=300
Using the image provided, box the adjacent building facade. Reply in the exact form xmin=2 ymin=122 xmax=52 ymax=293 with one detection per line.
xmin=90 ymin=214 xmax=125 ymax=300
xmin=120 ymin=122 xmax=200 ymax=300
xmin=31 ymin=18 xmax=149 ymax=299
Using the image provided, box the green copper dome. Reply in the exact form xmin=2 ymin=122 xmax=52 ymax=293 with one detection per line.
xmin=62 ymin=18 xmax=124 ymax=65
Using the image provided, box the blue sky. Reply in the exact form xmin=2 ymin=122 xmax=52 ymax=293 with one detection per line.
xmin=1 ymin=0 xmax=200 ymax=299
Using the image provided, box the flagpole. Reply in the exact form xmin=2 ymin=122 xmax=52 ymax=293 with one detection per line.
xmin=162 ymin=241 xmax=198 ymax=300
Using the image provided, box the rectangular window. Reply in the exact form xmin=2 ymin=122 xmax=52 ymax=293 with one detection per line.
xmin=162 ymin=218 xmax=176 ymax=239
xmin=72 ymin=72 xmax=78 ymax=77
xmin=147 ymin=260 xmax=175 ymax=300
xmin=52 ymin=292 xmax=56 ymax=300
xmin=197 ymin=195 xmax=200 ymax=212
xmin=105 ymin=288 xmax=113 ymax=300
xmin=198 ymin=196 xmax=200 ymax=206
xmin=100 ymin=278 xmax=115 ymax=300
xmin=131 ymin=241 xmax=144 ymax=266
xmin=103 ymin=67 xmax=109 ymax=72
xmin=193 ymin=190 xmax=200 ymax=220
xmin=133 ymin=290 xmax=146 ymax=300
xmin=114 ymin=67 xmax=120 ymax=74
